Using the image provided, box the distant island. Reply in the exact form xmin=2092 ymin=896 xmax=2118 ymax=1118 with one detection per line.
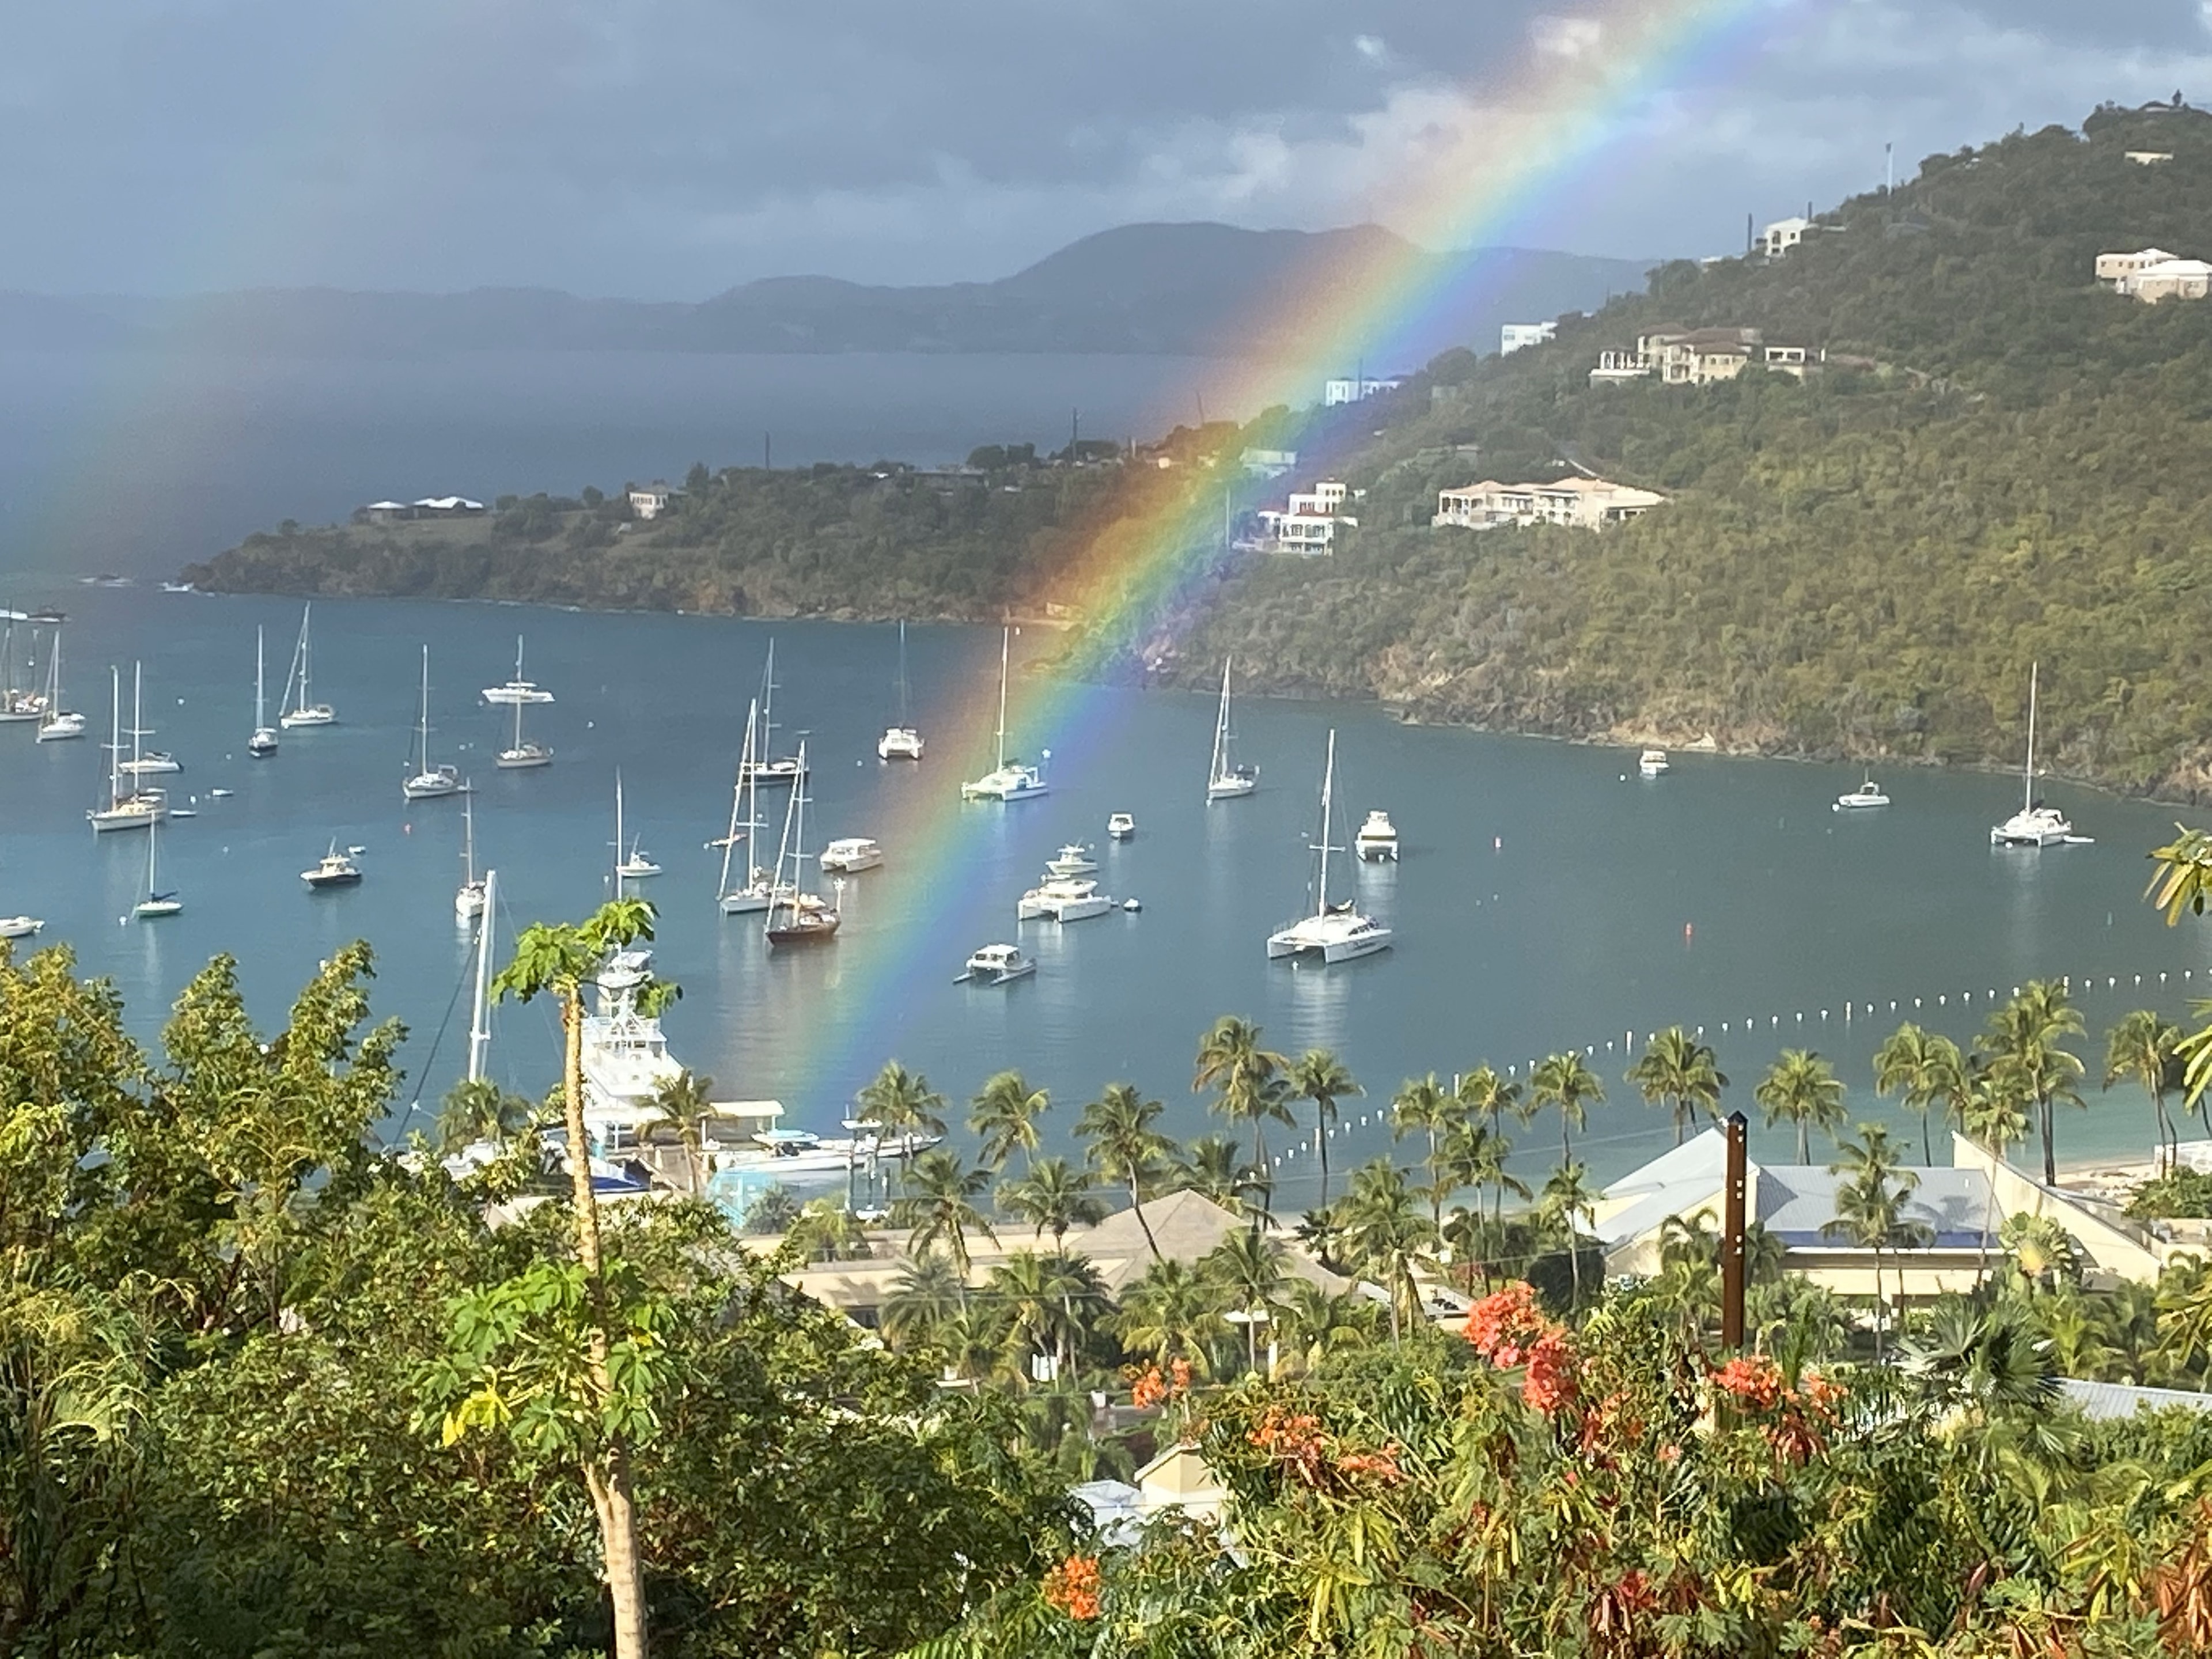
xmin=191 ymin=103 xmax=2212 ymax=802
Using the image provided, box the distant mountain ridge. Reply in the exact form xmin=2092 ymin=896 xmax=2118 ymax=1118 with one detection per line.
xmin=0 ymin=224 xmax=1655 ymax=360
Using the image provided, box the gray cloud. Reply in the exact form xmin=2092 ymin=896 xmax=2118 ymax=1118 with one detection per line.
xmin=3 ymin=0 xmax=2208 ymax=296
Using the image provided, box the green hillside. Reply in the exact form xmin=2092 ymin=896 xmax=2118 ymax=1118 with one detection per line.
xmin=1147 ymin=103 xmax=2212 ymax=797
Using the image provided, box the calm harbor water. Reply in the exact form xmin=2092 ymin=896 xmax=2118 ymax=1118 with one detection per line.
xmin=3 ymin=586 xmax=2210 ymax=1201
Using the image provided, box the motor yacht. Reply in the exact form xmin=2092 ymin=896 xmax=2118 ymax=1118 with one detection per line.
xmin=1355 ymin=809 xmax=1399 ymax=861
xmin=1638 ymin=748 xmax=1669 ymax=778
xmin=1205 ymin=656 xmax=1259 ymax=800
xmin=1835 ymin=779 xmax=1891 ymax=810
xmin=1017 ymin=876 xmax=1114 ymax=922
xmin=483 ymin=636 xmax=555 ymax=704
xmin=1046 ymin=842 xmax=1097 ymax=877
xmin=1107 ymin=812 xmax=1137 ymax=840
xmin=0 ymin=916 xmax=44 ymax=941
xmin=1990 ymin=664 xmax=2080 ymax=847
xmin=1267 ymin=730 xmax=1393 ymax=965
xmin=820 ymin=837 xmax=883 ymax=873
xmin=958 ymin=942 xmax=1036 ymax=984
xmin=278 ymin=604 xmax=337 ymax=728
xmin=302 ymin=842 xmax=364 ymax=889
xmin=961 ymin=627 xmax=1050 ymax=801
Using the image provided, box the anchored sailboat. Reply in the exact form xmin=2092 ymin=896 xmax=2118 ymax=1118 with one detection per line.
xmin=248 ymin=625 xmax=278 ymax=756
xmin=1205 ymin=656 xmax=1258 ymax=800
xmin=88 ymin=665 xmax=166 ymax=833
xmin=960 ymin=627 xmax=1049 ymax=801
xmin=740 ymin=640 xmax=806 ymax=786
xmin=456 ymin=794 xmax=488 ymax=921
xmin=278 ymin=604 xmax=336 ymax=728
xmin=132 ymin=815 xmax=183 ymax=919
xmin=1990 ymin=662 xmax=2078 ymax=847
xmin=495 ymin=683 xmax=552 ymax=769
xmin=1266 ymin=729 xmax=1392 ymax=964
xmin=765 ymin=741 xmax=839 ymax=944
xmin=0 ymin=619 xmax=46 ymax=722
xmin=401 ymin=645 xmax=467 ymax=801
xmin=35 ymin=630 xmax=83 ymax=741
xmin=718 ymin=700 xmax=789 ymax=914
xmin=878 ymin=619 xmax=924 ymax=760
xmin=613 ymin=772 xmax=662 ymax=881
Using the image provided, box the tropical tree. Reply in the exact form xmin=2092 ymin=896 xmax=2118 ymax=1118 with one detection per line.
xmin=1984 ymin=981 xmax=2086 ymax=1186
xmin=854 ymin=1060 xmax=949 ymax=1164
xmin=485 ymin=897 xmax=668 ymax=1659
xmin=1459 ymin=1120 xmax=1531 ymax=1232
xmin=1287 ymin=1049 xmax=1360 ymax=1208
xmin=785 ymin=1196 xmax=866 ymax=1263
xmin=1176 ymin=1134 xmax=1268 ymax=1218
xmin=997 ymin=1156 xmax=1108 ymax=1248
xmin=892 ymin=1149 xmax=998 ymax=1282
xmin=1193 ymin=1016 xmax=1291 ymax=1218
xmin=1201 ymin=1228 xmax=1289 ymax=1375
xmin=1873 ymin=1024 xmax=1966 ymax=1166
xmin=1824 ymin=1122 xmax=1927 ymax=1362
xmin=1391 ymin=1073 xmax=1461 ymax=1234
xmin=1337 ymin=1159 xmax=1435 ymax=1340
xmin=2104 ymin=1009 xmax=2184 ymax=1176
xmin=1456 ymin=1066 xmax=1523 ymax=1209
xmin=880 ymin=1251 xmax=969 ymax=1353
xmin=1538 ymin=1160 xmax=1597 ymax=1305
xmin=1627 ymin=1027 xmax=1727 ymax=1146
xmin=740 ymin=1182 xmax=802 ymax=1235
xmin=646 ymin=1067 xmax=714 ymax=1198
xmin=434 ymin=1075 xmax=535 ymax=1156
xmin=1074 ymin=1083 xmax=1173 ymax=1261
xmin=1112 ymin=1259 xmax=1225 ymax=1377
xmin=985 ymin=1251 xmax=1105 ymax=1382
xmin=969 ymin=1069 xmax=1050 ymax=1175
xmin=1755 ymin=1049 xmax=1846 ymax=1162
xmin=1273 ymin=1279 xmax=1380 ymax=1374
xmin=1528 ymin=1052 xmax=1604 ymax=1165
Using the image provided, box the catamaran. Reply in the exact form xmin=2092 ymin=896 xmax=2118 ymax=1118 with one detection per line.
xmin=878 ymin=619 xmax=924 ymax=760
xmin=456 ymin=794 xmax=487 ymax=922
xmin=35 ymin=630 xmax=83 ymax=741
xmin=613 ymin=772 xmax=662 ymax=879
xmin=495 ymin=686 xmax=552 ymax=769
xmin=278 ymin=604 xmax=336 ymax=728
xmin=132 ymin=815 xmax=183 ymax=919
xmin=764 ymin=741 xmax=839 ymax=945
xmin=717 ymin=700 xmax=791 ymax=915
xmin=1206 ymin=657 xmax=1259 ymax=800
xmin=1990 ymin=662 xmax=2077 ymax=847
xmin=401 ymin=645 xmax=467 ymax=801
xmin=248 ymin=625 xmax=278 ymax=756
xmin=1267 ymin=730 xmax=1393 ymax=964
xmin=88 ymin=665 xmax=166 ymax=833
xmin=740 ymin=640 xmax=806 ymax=786
xmin=483 ymin=637 xmax=555 ymax=704
xmin=960 ymin=627 xmax=1049 ymax=801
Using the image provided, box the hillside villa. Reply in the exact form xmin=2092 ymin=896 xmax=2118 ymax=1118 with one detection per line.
xmin=1249 ymin=477 xmax=1359 ymax=554
xmin=1500 ymin=321 xmax=1556 ymax=354
xmin=2097 ymin=247 xmax=2212 ymax=302
xmin=1433 ymin=475 xmax=1666 ymax=532
xmin=1590 ymin=327 xmax=1826 ymax=387
xmin=1760 ymin=215 xmax=1812 ymax=257
xmin=356 ymin=495 xmax=486 ymax=525
xmin=628 ymin=481 xmax=680 ymax=518
xmin=1322 ymin=376 xmax=1403 ymax=405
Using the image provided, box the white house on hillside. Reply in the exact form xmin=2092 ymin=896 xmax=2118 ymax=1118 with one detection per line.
xmin=1761 ymin=216 xmax=1812 ymax=257
xmin=1433 ymin=475 xmax=1665 ymax=531
xmin=2118 ymin=257 xmax=2212 ymax=303
xmin=2096 ymin=247 xmax=2177 ymax=285
xmin=1500 ymin=321 xmax=1557 ymax=355
xmin=1254 ymin=478 xmax=1358 ymax=554
xmin=1323 ymin=376 xmax=1403 ymax=406
xmin=628 ymin=482 xmax=678 ymax=519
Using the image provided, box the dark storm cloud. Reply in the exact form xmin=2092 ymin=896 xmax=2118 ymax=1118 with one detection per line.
xmin=3 ymin=0 xmax=2209 ymax=296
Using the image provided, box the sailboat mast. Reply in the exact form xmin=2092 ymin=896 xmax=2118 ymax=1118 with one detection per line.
xmin=300 ymin=605 xmax=313 ymax=707
xmin=720 ymin=702 xmax=757 ymax=896
xmin=254 ymin=626 xmax=265 ymax=726
xmin=764 ymin=750 xmax=802 ymax=937
xmin=997 ymin=626 xmax=1010 ymax=768
xmin=145 ymin=811 xmax=158 ymax=896
xmin=1211 ymin=657 xmax=1232 ymax=785
xmin=1315 ymin=729 xmax=1337 ymax=917
xmin=614 ymin=771 xmax=626 ymax=886
xmin=762 ymin=639 xmax=778 ymax=759
xmin=897 ymin=619 xmax=910 ymax=725
xmin=417 ymin=645 xmax=430 ymax=770
xmin=2024 ymin=661 xmax=2038 ymax=813
xmin=107 ymin=666 xmax=121 ymax=807
xmin=463 ymin=794 xmax=476 ymax=884
xmin=131 ymin=662 xmax=144 ymax=772
xmin=467 ymin=870 xmax=496 ymax=1084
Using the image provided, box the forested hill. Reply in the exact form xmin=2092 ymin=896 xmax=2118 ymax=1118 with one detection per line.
xmin=1141 ymin=101 xmax=2212 ymax=800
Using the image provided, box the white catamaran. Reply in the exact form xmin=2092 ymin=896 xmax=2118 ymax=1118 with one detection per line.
xmin=1266 ymin=729 xmax=1393 ymax=964
xmin=1990 ymin=661 xmax=2078 ymax=847
xmin=278 ymin=604 xmax=336 ymax=728
xmin=401 ymin=645 xmax=467 ymax=801
xmin=878 ymin=619 xmax=924 ymax=760
xmin=483 ymin=637 xmax=555 ymax=704
xmin=248 ymin=625 xmax=278 ymax=756
xmin=960 ymin=627 xmax=1049 ymax=801
xmin=1206 ymin=656 xmax=1258 ymax=800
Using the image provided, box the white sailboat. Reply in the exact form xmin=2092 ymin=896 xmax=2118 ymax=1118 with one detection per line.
xmin=1267 ymin=730 xmax=1393 ymax=964
xmin=278 ymin=604 xmax=336 ymax=728
xmin=1990 ymin=662 xmax=2077 ymax=847
xmin=401 ymin=645 xmax=467 ymax=801
xmin=495 ymin=687 xmax=552 ymax=769
xmin=483 ymin=637 xmax=554 ymax=704
xmin=248 ymin=625 xmax=278 ymax=756
xmin=878 ymin=619 xmax=924 ymax=760
xmin=116 ymin=663 xmax=179 ymax=775
xmin=718 ymin=700 xmax=790 ymax=915
xmin=456 ymin=794 xmax=488 ymax=921
xmin=1205 ymin=656 xmax=1258 ymax=800
xmin=87 ymin=665 xmax=166 ymax=833
xmin=465 ymin=869 xmax=498 ymax=1084
xmin=765 ymin=741 xmax=839 ymax=945
xmin=35 ymin=630 xmax=83 ymax=741
xmin=613 ymin=772 xmax=662 ymax=880
xmin=132 ymin=815 xmax=183 ymax=919
xmin=960 ymin=627 xmax=1050 ymax=801
xmin=0 ymin=620 xmax=45 ymax=722
xmin=740 ymin=640 xmax=806 ymax=786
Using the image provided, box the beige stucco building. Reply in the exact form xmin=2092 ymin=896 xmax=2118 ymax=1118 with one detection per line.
xmin=1433 ymin=475 xmax=1666 ymax=532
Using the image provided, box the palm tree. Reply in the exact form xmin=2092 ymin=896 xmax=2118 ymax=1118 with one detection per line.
xmin=1391 ymin=1073 xmax=1461 ymax=1234
xmin=1287 ymin=1049 xmax=1360 ymax=1207
xmin=1201 ymin=1227 xmax=1287 ymax=1374
xmin=892 ymin=1148 xmax=998 ymax=1282
xmin=1337 ymin=1159 xmax=1435 ymax=1341
xmin=1457 ymin=1065 xmax=1528 ymax=1225
xmin=1460 ymin=1120 xmax=1531 ymax=1232
xmin=1274 ymin=1279 xmax=1380 ymax=1374
xmin=1194 ymin=1015 xmax=1291 ymax=1217
xmin=1873 ymin=1024 xmax=1965 ymax=1166
xmin=986 ymin=1250 xmax=1107 ymax=1382
xmin=855 ymin=1060 xmax=949 ymax=1164
xmin=1528 ymin=1052 xmax=1604 ymax=1166
xmin=434 ymin=1076 xmax=535 ymax=1156
xmin=785 ymin=1196 xmax=865 ymax=1263
xmin=997 ymin=1156 xmax=1108 ymax=1248
xmin=1824 ymin=1122 xmax=1927 ymax=1362
xmin=879 ymin=1251 xmax=968 ymax=1352
xmin=1755 ymin=1050 xmax=1846 ymax=1162
xmin=969 ymin=1069 xmax=1050 ymax=1175
xmin=1175 ymin=1134 xmax=1268 ymax=1217
xmin=1074 ymin=1083 xmax=1174 ymax=1262
xmin=1983 ymin=981 xmax=2086 ymax=1185
xmin=1627 ymin=1027 xmax=1727 ymax=1146
xmin=1960 ymin=1067 xmax=2032 ymax=1284
xmin=1112 ymin=1257 xmax=1226 ymax=1377
xmin=1538 ymin=1160 xmax=1597 ymax=1305
xmin=2104 ymin=1010 xmax=2184 ymax=1176
xmin=646 ymin=1067 xmax=714 ymax=1198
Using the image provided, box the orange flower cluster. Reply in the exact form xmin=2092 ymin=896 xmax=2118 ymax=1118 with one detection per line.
xmin=1463 ymin=1282 xmax=1581 ymax=1416
xmin=1042 ymin=1554 xmax=1102 ymax=1621
xmin=1128 ymin=1357 xmax=1194 ymax=1410
xmin=1709 ymin=1355 xmax=1785 ymax=1412
xmin=1707 ymin=1357 xmax=1844 ymax=1465
xmin=1336 ymin=1447 xmax=1406 ymax=1485
xmin=1249 ymin=1404 xmax=1406 ymax=1488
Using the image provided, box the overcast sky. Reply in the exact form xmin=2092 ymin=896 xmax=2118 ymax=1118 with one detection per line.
xmin=7 ymin=0 xmax=2210 ymax=298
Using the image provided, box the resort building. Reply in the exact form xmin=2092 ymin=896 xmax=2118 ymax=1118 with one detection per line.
xmin=1499 ymin=321 xmax=1557 ymax=355
xmin=355 ymin=495 xmax=486 ymax=525
xmin=1433 ymin=475 xmax=1666 ymax=532
xmin=2125 ymin=150 xmax=2175 ymax=165
xmin=1323 ymin=376 xmax=1404 ymax=405
xmin=628 ymin=482 xmax=679 ymax=519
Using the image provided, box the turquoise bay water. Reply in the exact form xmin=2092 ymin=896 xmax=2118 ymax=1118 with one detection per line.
xmin=3 ymin=585 xmax=2209 ymax=1200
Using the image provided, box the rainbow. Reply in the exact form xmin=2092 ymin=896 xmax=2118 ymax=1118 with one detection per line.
xmin=781 ymin=0 xmax=1811 ymax=1114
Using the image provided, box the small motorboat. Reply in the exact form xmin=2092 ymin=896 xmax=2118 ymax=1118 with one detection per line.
xmin=1354 ymin=809 xmax=1399 ymax=862
xmin=820 ymin=836 xmax=884 ymax=873
xmin=957 ymin=942 xmax=1036 ymax=984
xmin=1122 ymin=897 xmax=1142 ymax=912
xmin=0 ymin=916 xmax=43 ymax=941
xmin=1638 ymin=748 xmax=1669 ymax=778
xmin=1835 ymin=779 xmax=1891 ymax=810
xmin=1046 ymin=842 xmax=1097 ymax=877
xmin=207 ymin=788 xmax=234 ymax=799
xmin=301 ymin=842 xmax=364 ymax=889
xmin=1107 ymin=812 xmax=1136 ymax=840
